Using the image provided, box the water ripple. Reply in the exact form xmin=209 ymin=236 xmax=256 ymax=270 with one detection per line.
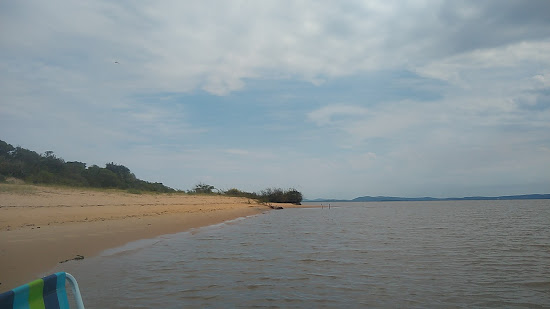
xmin=56 ymin=200 xmax=550 ymax=308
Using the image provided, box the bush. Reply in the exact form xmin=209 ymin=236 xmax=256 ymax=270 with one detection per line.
xmin=29 ymin=170 xmax=56 ymax=184
xmin=259 ymin=187 xmax=302 ymax=204
xmin=190 ymin=183 xmax=216 ymax=194
xmin=223 ymin=188 xmax=258 ymax=199
xmin=284 ymin=189 xmax=303 ymax=205
xmin=127 ymin=188 xmax=143 ymax=194
xmin=221 ymin=187 xmax=303 ymax=204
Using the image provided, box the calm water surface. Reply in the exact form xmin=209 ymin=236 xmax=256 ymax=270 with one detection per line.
xmin=55 ymin=200 xmax=550 ymax=308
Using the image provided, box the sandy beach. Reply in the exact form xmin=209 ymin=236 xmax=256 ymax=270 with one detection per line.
xmin=0 ymin=184 xmax=287 ymax=291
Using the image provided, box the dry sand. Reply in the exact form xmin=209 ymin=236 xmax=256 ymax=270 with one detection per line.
xmin=0 ymin=184 xmax=286 ymax=292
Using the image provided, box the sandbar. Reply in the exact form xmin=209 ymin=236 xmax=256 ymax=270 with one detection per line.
xmin=0 ymin=184 xmax=283 ymax=291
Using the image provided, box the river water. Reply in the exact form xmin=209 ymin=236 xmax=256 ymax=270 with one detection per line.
xmin=54 ymin=200 xmax=550 ymax=308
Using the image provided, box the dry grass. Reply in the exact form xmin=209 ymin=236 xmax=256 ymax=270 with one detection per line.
xmin=0 ymin=183 xmax=37 ymax=194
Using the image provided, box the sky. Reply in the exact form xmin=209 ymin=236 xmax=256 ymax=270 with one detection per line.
xmin=1 ymin=1 xmax=549 ymax=199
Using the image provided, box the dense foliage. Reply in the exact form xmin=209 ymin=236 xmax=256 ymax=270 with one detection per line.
xmin=260 ymin=188 xmax=303 ymax=204
xmin=190 ymin=183 xmax=216 ymax=194
xmin=0 ymin=139 xmax=303 ymax=203
xmin=0 ymin=140 xmax=175 ymax=192
xmin=223 ymin=187 xmax=302 ymax=205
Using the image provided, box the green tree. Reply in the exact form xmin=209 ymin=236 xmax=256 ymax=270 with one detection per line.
xmin=223 ymin=188 xmax=258 ymax=199
xmin=106 ymin=163 xmax=136 ymax=187
xmin=83 ymin=165 xmax=120 ymax=188
xmin=259 ymin=187 xmax=303 ymax=204
xmin=61 ymin=161 xmax=88 ymax=186
xmin=284 ymin=188 xmax=303 ymax=204
xmin=192 ymin=183 xmax=215 ymax=194
xmin=40 ymin=151 xmax=65 ymax=174
xmin=0 ymin=139 xmax=186 ymax=193
xmin=0 ymin=140 xmax=15 ymax=157
xmin=29 ymin=170 xmax=56 ymax=184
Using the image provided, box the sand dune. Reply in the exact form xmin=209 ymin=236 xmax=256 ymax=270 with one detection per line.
xmin=0 ymin=184 xmax=276 ymax=291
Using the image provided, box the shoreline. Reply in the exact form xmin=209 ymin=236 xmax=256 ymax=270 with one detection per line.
xmin=0 ymin=184 xmax=286 ymax=291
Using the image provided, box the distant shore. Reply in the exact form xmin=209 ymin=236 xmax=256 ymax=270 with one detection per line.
xmin=0 ymin=184 xmax=299 ymax=291
xmin=306 ymin=193 xmax=550 ymax=203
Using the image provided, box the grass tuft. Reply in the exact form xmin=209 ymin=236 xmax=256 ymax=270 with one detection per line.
xmin=0 ymin=183 xmax=37 ymax=194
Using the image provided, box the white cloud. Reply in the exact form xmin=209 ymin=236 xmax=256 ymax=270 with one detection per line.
xmin=532 ymin=74 xmax=549 ymax=87
xmin=415 ymin=41 xmax=550 ymax=87
xmin=3 ymin=1 xmax=549 ymax=97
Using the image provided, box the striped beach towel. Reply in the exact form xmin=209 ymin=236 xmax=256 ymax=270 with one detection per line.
xmin=0 ymin=272 xmax=84 ymax=309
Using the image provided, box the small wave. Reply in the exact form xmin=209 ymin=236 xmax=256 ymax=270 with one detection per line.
xmin=246 ymin=284 xmax=273 ymax=290
xmin=523 ymin=281 xmax=550 ymax=288
xmin=100 ymin=238 xmax=163 ymax=257
xmin=305 ymin=272 xmax=340 ymax=279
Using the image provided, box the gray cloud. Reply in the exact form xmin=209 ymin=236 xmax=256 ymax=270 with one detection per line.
xmin=2 ymin=1 xmax=548 ymax=94
xmin=436 ymin=1 xmax=550 ymax=55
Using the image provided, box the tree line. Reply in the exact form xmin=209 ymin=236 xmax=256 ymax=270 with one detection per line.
xmin=0 ymin=140 xmax=303 ymax=204
xmin=191 ymin=184 xmax=302 ymax=205
xmin=0 ymin=140 xmax=175 ymax=192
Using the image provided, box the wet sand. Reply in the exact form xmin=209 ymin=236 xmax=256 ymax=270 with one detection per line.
xmin=0 ymin=184 xmax=282 ymax=291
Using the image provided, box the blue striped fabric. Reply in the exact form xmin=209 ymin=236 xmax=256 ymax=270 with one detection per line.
xmin=0 ymin=272 xmax=70 ymax=309
xmin=11 ymin=281 xmax=31 ymax=308
xmin=0 ymin=290 xmax=15 ymax=309
xmin=55 ymin=274 xmax=69 ymax=309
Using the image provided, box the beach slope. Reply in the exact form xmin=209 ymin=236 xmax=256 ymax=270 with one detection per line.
xmin=0 ymin=184 xmax=268 ymax=291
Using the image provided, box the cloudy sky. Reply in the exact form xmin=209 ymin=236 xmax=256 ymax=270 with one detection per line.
xmin=1 ymin=1 xmax=549 ymax=199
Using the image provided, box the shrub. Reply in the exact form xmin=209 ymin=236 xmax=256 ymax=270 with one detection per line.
xmin=223 ymin=188 xmax=258 ymax=199
xmin=259 ymin=187 xmax=303 ymax=204
xmin=190 ymin=183 xmax=216 ymax=194
xmin=127 ymin=188 xmax=143 ymax=194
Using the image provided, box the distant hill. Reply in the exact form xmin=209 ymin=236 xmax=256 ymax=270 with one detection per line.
xmin=305 ymin=194 xmax=550 ymax=203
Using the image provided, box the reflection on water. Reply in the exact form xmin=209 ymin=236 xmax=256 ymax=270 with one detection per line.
xmin=55 ymin=200 xmax=550 ymax=308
